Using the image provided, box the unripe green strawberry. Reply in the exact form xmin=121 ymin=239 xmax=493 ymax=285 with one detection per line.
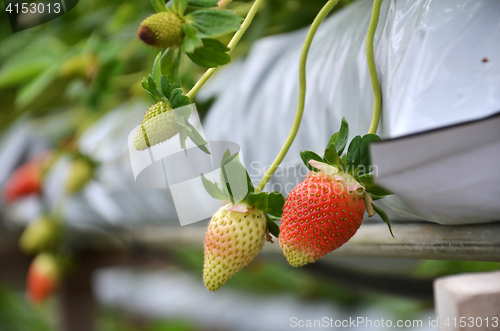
xmin=279 ymin=171 xmax=365 ymax=267
xmin=60 ymin=53 xmax=99 ymax=81
xmin=65 ymin=158 xmax=93 ymax=194
xmin=19 ymin=216 xmax=59 ymax=254
xmin=134 ymin=101 xmax=181 ymax=150
xmin=137 ymin=12 xmax=185 ymax=49
xmin=27 ymin=253 xmax=60 ymax=304
xmin=203 ymin=203 xmax=266 ymax=291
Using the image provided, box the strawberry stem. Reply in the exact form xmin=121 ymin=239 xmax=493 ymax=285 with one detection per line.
xmin=367 ymin=0 xmax=383 ymax=135
xmin=254 ymin=0 xmax=340 ymax=193
xmin=186 ymin=0 xmax=265 ymax=99
xmin=217 ymin=0 xmax=233 ymax=8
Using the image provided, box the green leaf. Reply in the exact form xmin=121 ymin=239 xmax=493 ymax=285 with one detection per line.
xmin=176 ymin=114 xmax=193 ymax=136
xmin=220 ymin=152 xmax=239 ymax=201
xmin=266 ymin=191 xmax=286 ymax=217
xmin=356 ymin=174 xmax=392 ymax=197
xmin=173 ymin=104 xmax=192 ymax=117
xmin=324 ymin=143 xmax=343 ymax=169
xmin=160 ymin=76 xmax=180 ymax=99
xmin=152 ymin=52 xmax=164 ymax=98
xmin=188 ymin=9 xmax=242 ymax=38
xmin=150 ymin=0 xmax=168 ymax=12
xmin=171 ymin=0 xmax=188 ymax=15
xmin=300 ymin=151 xmax=324 ymax=172
xmin=142 ymin=79 xmax=161 ymax=102
xmin=17 ymin=65 xmax=59 ymax=108
xmin=188 ymin=0 xmax=218 ymax=7
xmin=372 ymin=204 xmax=394 ymax=238
xmin=170 ymin=88 xmax=190 ymax=108
xmin=357 ymin=134 xmax=381 ymax=175
xmin=345 ymin=135 xmax=362 ymax=172
xmin=328 ymin=133 xmax=338 ymax=149
xmin=182 ymin=24 xmax=203 ymax=53
xmin=147 ymin=75 xmax=158 ymax=95
xmin=186 ymin=39 xmax=231 ymax=68
xmin=0 ymin=60 xmax=52 ymax=88
xmin=201 ymin=173 xmax=229 ymax=201
xmin=179 ymin=128 xmax=188 ymax=150
xmin=220 ymin=149 xmax=231 ymax=167
xmin=220 ymin=153 xmax=249 ymax=204
xmin=265 ymin=214 xmax=280 ymax=238
xmin=246 ymin=173 xmax=254 ymax=195
xmin=161 ymin=47 xmax=182 ymax=83
xmin=186 ymin=122 xmax=210 ymax=154
xmin=370 ymin=193 xmax=385 ymax=201
xmin=330 ymin=117 xmax=349 ymax=155
xmin=246 ymin=192 xmax=268 ymax=211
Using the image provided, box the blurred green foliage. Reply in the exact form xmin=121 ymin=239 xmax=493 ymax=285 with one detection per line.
xmin=0 ymin=0 xmax=355 ymax=135
xmin=0 ymin=285 xmax=200 ymax=331
xmin=99 ymin=311 xmax=199 ymax=331
xmin=0 ymin=286 xmax=54 ymax=331
xmin=413 ymin=260 xmax=499 ymax=278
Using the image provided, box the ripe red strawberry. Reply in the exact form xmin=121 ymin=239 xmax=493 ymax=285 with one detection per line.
xmin=279 ymin=170 xmax=366 ymax=267
xmin=27 ymin=253 xmax=60 ymax=304
xmin=278 ymin=118 xmax=393 ymax=267
xmin=203 ymin=203 xmax=267 ymax=291
xmin=3 ymin=161 xmax=43 ymax=204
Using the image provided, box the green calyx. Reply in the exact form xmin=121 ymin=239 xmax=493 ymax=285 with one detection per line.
xmin=138 ymin=12 xmax=185 ymax=49
xmin=201 ymin=150 xmax=285 ymax=238
xmin=299 ymin=117 xmax=394 ymax=236
xmin=140 ymin=52 xmax=209 ymax=154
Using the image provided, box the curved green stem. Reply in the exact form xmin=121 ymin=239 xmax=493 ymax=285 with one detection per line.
xmin=367 ymin=0 xmax=383 ymax=135
xmin=186 ymin=0 xmax=264 ymax=99
xmin=254 ymin=0 xmax=340 ymax=193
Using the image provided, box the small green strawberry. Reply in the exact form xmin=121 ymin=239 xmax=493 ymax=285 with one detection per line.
xmin=19 ymin=216 xmax=60 ymax=255
xmin=201 ymin=150 xmax=286 ymax=291
xmin=138 ymin=12 xmax=185 ymax=49
xmin=65 ymin=158 xmax=94 ymax=194
xmin=134 ymin=101 xmax=181 ymax=150
xmin=203 ymin=203 xmax=267 ymax=291
xmin=279 ymin=118 xmax=393 ymax=267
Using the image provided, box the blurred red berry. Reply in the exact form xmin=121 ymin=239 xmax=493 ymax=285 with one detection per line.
xmin=27 ymin=253 xmax=60 ymax=304
xmin=3 ymin=161 xmax=43 ymax=203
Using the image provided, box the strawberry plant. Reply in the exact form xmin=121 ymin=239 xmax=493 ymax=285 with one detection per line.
xmin=136 ymin=0 xmax=390 ymax=288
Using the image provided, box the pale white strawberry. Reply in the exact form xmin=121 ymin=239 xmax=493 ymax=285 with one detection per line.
xmin=203 ymin=203 xmax=266 ymax=291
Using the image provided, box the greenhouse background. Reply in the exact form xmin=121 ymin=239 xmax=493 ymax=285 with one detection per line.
xmin=0 ymin=0 xmax=499 ymax=330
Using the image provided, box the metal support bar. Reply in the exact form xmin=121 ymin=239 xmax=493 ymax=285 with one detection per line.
xmin=131 ymin=221 xmax=500 ymax=262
